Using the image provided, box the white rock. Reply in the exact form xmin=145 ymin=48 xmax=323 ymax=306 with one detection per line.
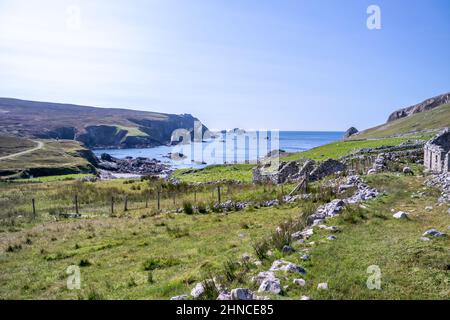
xmin=170 ymin=295 xmax=188 ymax=300
xmin=420 ymin=237 xmax=430 ymax=241
xmin=317 ymin=283 xmax=328 ymax=290
xmin=393 ymin=211 xmax=408 ymax=219
xmin=327 ymin=235 xmax=337 ymax=241
xmin=300 ymin=295 xmax=311 ymax=300
xmin=293 ymin=278 xmax=306 ymax=286
xmin=231 ymin=288 xmax=255 ymax=300
xmin=190 ymin=283 xmax=205 ymax=299
xmin=270 ymin=260 xmax=306 ymax=274
xmin=425 ymin=206 xmax=433 ymax=211
xmin=422 ymin=229 xmax=447 ymax=238
xmin=217 ymin=292 xmax=232 ymax=300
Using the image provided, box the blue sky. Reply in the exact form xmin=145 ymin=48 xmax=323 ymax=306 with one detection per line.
xmin=1 ymin=0 xmax=449 ymax=131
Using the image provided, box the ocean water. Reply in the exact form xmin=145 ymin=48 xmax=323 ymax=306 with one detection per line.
xmin=93 ymin=131 xmax=344 ymax=169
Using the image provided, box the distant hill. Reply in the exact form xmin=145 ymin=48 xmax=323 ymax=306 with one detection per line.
xmin=0 ymin=98 xmax=207 ymax=149
xmin=352 ymin=93 xmax=450 ymax=140
xmin=387 ymin=92 xmax=450 ymax=122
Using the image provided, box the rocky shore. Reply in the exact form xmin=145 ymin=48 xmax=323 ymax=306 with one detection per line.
xmin=97 ymin=153 xmax=172 ymax=178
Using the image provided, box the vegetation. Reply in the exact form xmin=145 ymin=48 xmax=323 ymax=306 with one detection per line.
xmin=0 ymin=136 xmax=37 ymax=158
xmin=172 ymin=164 xmax=255 ymax=183
xmin=353 ymin=103 xmax=450 ymax=140
xmin=0 ymin=173 xmax=448 ymax=299
xmin=0 ymin=139 xmax=95 ymax=179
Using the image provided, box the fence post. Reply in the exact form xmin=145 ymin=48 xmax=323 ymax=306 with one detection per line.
xmin=111 ymin=196 xmax=114 ymax=215
xmin=217 ymin=186 xmax=221 ymax=203
xmin=173 ymin=193 xmax=176 ymax=205
xmin=194 ymin=189 xmax=197 ymax=203
xmin=124 ymin=196 xmax=128 ymax=212
xmin=145 ymin=194 xmax=148 ymax=208
xmin=157 ymin=191 xmax=161 ymax=211
xmin=32 ymin=198 xmax=36 ymax=219
xmin=74 ymin=195 xmax=79 ymax=214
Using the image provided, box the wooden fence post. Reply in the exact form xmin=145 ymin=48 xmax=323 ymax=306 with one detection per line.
xmin=124 ymin=196 xmax=128 ymax=212
xmin=173 ymin=193 xmax=176 ymax=205
xmin=74 ymin=195 xmax=79 ymax=214
xmin=145 ymin=195 xmax=148 ymax=208
xmin=111 ymin=196 xmax=114 ymax=215
xmin=32 ymin=198 xmax=36 ymax=219
xmin=194 ymin=189 xmax=197 ymax=203
xmin=157 ymin=191 xmax=161 ymax=211
xmin=217 ymin=186 xmax=221 ymax=203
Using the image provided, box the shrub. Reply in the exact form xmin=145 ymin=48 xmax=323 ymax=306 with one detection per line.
xmin=182 ymin=201 xmax=194 ymax=215
xmin=143 ymin=256 xmax=180 ymax=271
xmin=252 ymin=239 xmax=270 ymax=261
xmin=79 ymin=259 xmax=92 ymax=267
xmin=197 ymin=202 xmax=208 ymax=214
xmin=223 ymin=259 xmax=238 ymax=283
xmin=166 ymin=225 xmax=189 ymax=238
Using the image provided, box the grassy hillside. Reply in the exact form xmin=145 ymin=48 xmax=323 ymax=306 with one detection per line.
xmin=0 ymin=97 xmax=205 ymax=148
xmin=173 ymin=137 xmax=414 ymax=183
xmin=0 ymin=138 xmax=96 ymax=178
xmin=0 ymin=136 xmax=37 ymax=157
xmin=0 ymin=173 xmax=448 ymax=299
xmin=352 ymin=103 xmax=450 ymax=140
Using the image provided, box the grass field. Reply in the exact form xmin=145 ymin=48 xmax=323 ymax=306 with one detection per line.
xmin=0 ymin=173 xmax=448 ymax=299
xmin=172 ymin=164 xmax=255 ymax=183
xmin=353 ymin=103 xmax=450 ymax=140
xmin=0 ymin=136 xmax=37 ymax=158
xmin=172 ymin=137 xmax=415 ymax=183
xmin=0 ymin=139 xmax=95 ymax=178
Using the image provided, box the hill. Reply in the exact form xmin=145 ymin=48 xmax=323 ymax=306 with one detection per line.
xmin=0 ymin=135 xmax=96 ymax=178
xmin=352 ymin=102 xmax=450 ymax=140
xmin=387 ymin=92 xmax=450 ymax=122
xmin=0 ymin=98 xmax=207 ymax=149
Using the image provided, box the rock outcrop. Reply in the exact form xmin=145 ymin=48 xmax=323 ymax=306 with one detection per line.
xmin=344 ymin=127 xmax=359 ymax=139
xmin=0 ymin=97 xmax=208 ymax=149
xmin=252 ymin=158 xmax=344 ymax=184
xmin=387 ymin=92 xmax=450 ymax=122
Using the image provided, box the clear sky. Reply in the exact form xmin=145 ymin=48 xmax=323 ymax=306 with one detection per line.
xmin=1 ymin=0 xmax=449 ymax=131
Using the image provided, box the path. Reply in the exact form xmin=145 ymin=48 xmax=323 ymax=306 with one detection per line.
xmin=0 ymin=141 xmax=44 ymax=161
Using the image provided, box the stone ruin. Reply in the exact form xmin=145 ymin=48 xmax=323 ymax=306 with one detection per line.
xmin=424 ymin=129 xmax=450 ymax=173
xmin=252 ymin=158 xmax=346 ymax=184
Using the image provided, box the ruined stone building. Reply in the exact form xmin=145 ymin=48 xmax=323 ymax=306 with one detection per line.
xmin=424 ymin=129 xmax=450 ymax=173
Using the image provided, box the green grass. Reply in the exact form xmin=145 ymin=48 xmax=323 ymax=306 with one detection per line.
xmin=282 ymin=137 xmax=413 ymax=162
xmin=0 ymin=136 xmax=37 ymax=157
xmin=15 ymin=174 xmax=95 ymax=183
xmin=172 ymin=164 xmax=255 ymax=183
xmin=115 ymin=125 xmax=148 ymax=138
xmin=0 ymin=139 xmax=95 ymax=178
xmin=0 ymin=173 xmax=448 ymax=299
xmin=354 ymin=103 xmax=450 ymax=140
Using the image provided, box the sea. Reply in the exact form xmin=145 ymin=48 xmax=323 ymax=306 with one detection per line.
xmin=93 ymin=131 xmax=344 ymax=169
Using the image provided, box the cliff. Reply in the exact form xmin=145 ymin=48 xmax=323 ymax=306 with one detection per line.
xmin=0 ymin=98 xmax=208 ymax=149
xmin=387 ymin=92 xmax=450 ymax=122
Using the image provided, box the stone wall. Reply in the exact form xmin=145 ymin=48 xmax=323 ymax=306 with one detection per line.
xmin=424 ymin=130 xmax=450 ymax=173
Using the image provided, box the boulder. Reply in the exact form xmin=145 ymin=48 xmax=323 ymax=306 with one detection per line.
xmin=393 ymin=211 xmax=409 ymax=219
xmin=230 ymin=288 xmax=255 ymax=300
xmin=293 ymin=279 xmax=306 ymax=286
xmin=317 ymin=283 xmax=329 ymax=290
xmin=422 ymin=229 xmax=447 ymax=238
xmin=190 ymin=283 xmax=205 ymax=299
xmin=170 ymin=295 xmax=188 ymax=300
xmin=344 ymin=127 xmax=359 ymax=139
xmin=270 ymin=260 xmax=306 ymax=274
xmin=258 ymin=278 xmax=281 ymax=295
